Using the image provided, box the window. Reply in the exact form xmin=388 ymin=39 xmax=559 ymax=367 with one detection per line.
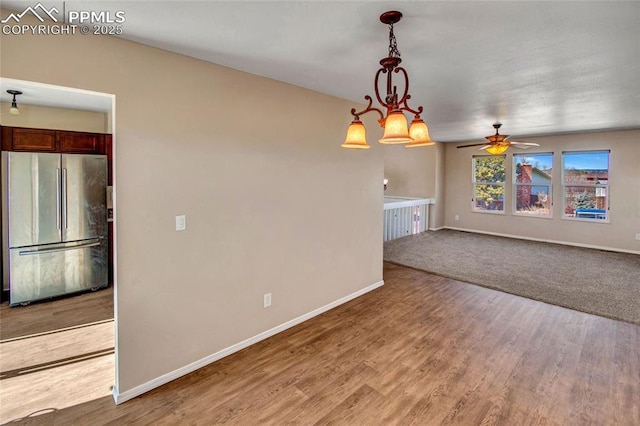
xmin=562 ymin=151 xmax=609 ymax=221
xmin=513 ymin=153 xmax=553 ymax=217
xmin=473 ymin=155 xmax=505 ymax=212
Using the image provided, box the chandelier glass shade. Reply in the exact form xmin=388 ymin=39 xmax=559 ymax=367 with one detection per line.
xmin=406 ymin=118 xmax=435 ymax=147
xmin=341 ymin=120 xmax=370 ymax=149
xmin=379 ymin=109 xmax=411 ymax=144
xmin=342 ymin=11 xmax=435 ymax=149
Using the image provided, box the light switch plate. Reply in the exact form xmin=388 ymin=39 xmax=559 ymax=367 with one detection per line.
xmin=176 ymin=215 xmax=186 ymax=231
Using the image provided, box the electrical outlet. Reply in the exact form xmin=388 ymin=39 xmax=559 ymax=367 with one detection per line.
xmin=176 ymin=215 xmax=186 ymax=231
xmin=636 ymin=234 xmax=640 ymax=241
xmin=455 ymin=215 xmax=460 ymax=221
xmin=264 ymin=293 xmax=272 ymax=308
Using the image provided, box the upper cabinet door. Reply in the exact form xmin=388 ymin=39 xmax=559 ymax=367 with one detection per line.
xmin=59 ymin=132 xmax=105 ymax=154
xmin=6 ymin=152 xmax=62 ymax=247
xmin=11 ymin=128 xmax=58 ymax=152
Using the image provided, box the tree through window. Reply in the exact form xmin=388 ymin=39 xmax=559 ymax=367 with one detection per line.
xmin=473 ymin=155 xmax=505 ymax=213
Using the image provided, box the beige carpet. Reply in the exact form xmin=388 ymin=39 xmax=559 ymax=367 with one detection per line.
xmin=384 ymin=230 xmax=640 ymax=325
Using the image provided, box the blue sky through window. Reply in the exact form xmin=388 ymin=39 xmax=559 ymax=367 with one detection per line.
xmin=563 ymin=152 xmax=609 ymax=170
xmin=515 ymin=154 xmax=553 ymax=170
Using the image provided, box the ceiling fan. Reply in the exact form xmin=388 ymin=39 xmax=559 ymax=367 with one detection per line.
xmin=457 ymin=123 xmax=540 ymax=155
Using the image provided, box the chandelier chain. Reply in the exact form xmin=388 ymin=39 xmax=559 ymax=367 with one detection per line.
xmin=387 ymin=24 xmax=401 ymax=59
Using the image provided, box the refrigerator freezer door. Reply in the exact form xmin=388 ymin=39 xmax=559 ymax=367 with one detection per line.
xmin=62 ymin=154 xmax=107 ymax=242
xmin=9 ymin=239 xmax=108 ymax=305
xmin=7 ymin=152 xmax=62 ymax=248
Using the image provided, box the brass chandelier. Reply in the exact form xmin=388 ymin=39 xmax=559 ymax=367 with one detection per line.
xmin=342 ymin=11 xmax=434 ymax=149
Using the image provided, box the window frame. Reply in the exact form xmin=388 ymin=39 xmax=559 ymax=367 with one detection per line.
xmin=561 ymin=150 xmax=610 ymax=223
xmin=512 ymin=152 xmax=554 ymax=219
xmin=472 ymin=154 xmax=506 ymax=214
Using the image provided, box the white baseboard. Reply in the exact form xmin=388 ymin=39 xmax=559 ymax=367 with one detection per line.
xmin=428 ymin=226 xmax=446 ymax=231
xmin=112 ymin=279 xmax=384 ymax=405
xmin=443 ymin=226 xmax=640 ymax=255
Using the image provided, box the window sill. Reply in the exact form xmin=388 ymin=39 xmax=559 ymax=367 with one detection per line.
xmin=562 ymin=216 xmax=610 ymax=224
xmin=472 ymin=209 xmax=505 ymax=215
xmin=513 ymin=213 xmax=554 ymax=219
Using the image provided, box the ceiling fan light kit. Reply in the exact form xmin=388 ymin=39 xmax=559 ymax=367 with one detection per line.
xmin=457 ymin=123 xmax=540 ymax=154
xmin=342 ymin=11 xmax=435 ymax=149
xmin=484 ymin=144 xmax=510 ymax=155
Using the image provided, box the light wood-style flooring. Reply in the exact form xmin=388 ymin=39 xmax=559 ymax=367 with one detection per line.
xmin=0 ymin=287 xmax=115 ymax=424
xmin=0 ymin=286 xmax=114 ymax=341
xmin=2 ymin=263 xmax=639 ymax=425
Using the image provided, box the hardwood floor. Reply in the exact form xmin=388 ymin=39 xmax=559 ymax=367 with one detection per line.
xmin=0 ymin=286 xmax=114 ymax=341
xmin=2 ymin=264 xmax=639 ymax=425
xmin=0 ymin=287 xmax=115 ymax=424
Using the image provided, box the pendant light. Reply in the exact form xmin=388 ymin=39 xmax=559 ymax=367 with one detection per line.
xmin=342 ymin=11 xmax=435 ymax=149
xmin=7 ymin=90 xmax=22 ymax=115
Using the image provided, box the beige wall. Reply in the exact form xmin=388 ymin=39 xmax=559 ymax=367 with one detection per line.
xmin=383 ymin=144 xmax=437 ymax=198
xmin=383 ymin=142 xmax=444 ymax=228
xmin=1 ymin=13 xmax=383 ymax=395
xmin=433 ymin=142 xmax=447 ymax=229
xmin=444 ymin=129 xmax=640 ymax=252
xmin=0 ymin=102 xmax=108 ymax=132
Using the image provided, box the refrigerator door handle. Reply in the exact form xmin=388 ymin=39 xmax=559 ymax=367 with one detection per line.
xmin=56 ymin=168 xmax=61 ymax=230
xmin=62 ymin=167 xmax=68 ymax=230
xmin=18 ymin=240 xmax=101 ymax=256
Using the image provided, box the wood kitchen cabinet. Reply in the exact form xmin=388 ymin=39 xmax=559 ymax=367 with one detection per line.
xmin=1 ymin=126 xmax=108 ymax=155
xmin=1 ymin=127 xmax=58 ymax=152
xmin=59 ymin=131 xmax=105 ymax=153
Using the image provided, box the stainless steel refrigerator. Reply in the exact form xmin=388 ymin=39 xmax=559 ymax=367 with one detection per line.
xmin=1 ymin=151 xmax=108 ymax=306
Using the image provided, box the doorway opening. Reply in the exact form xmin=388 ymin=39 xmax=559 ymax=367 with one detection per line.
xmin=0 ymin=77 xmax=118 ymax=423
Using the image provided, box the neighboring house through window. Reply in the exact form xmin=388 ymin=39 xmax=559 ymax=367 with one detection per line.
xmin=562 ymin=150 xmax=610 ymax=221
xmin=514 ymin=153 xmax=553 ymax=217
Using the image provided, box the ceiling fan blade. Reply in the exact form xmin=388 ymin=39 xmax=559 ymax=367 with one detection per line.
xmin=510 ymin=141 xmax=541 ymax=146
xmin=457 ymin=143 xmax=488 ymax=149
xmin=512 ymin=145 xmax=533 ymax=150
xmin=477 ymin=145 xmax=491 ymax=150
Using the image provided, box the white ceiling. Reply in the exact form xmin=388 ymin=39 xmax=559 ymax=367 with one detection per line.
xmin=2 ymin=1 xmax=639 ymax=142
xmin=0 ymin=78 xmax=113 ymax=112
